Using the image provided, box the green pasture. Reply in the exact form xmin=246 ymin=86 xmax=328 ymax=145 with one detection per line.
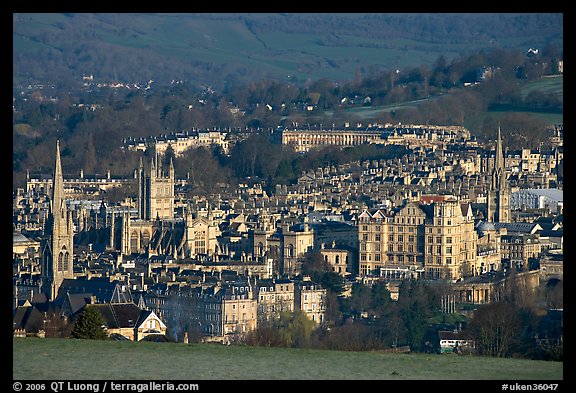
xmin=13 ymin=338 xmax=563 ymax=380
xmin=520 ymin=75 xmax=563 ymax=101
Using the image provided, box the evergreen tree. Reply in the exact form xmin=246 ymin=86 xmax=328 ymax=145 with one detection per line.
xmin=70 ymin=306 xmax=108 ymax=340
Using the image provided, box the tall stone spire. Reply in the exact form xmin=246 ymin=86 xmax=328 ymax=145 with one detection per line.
xmin=491 ymin=125 xmax=507 ymax=192
xmin=41 ymin=140 xmax=75 ymax=301
xmin=495 ymin=125 xmax=504 ymax=173
xmin=52 ymin=140 xmax=65 ymax=216
xmin=487 ymin=126 xmax=510 ymax=223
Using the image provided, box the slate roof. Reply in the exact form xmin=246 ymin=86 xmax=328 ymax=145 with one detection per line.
xmin=56 ymin=277 xmax=133 ymax=304
xmin=90 ymin=303 xmax=142 ymax=329
xmin=13 ymin=305 xmax=45 ymax=333
xmin=494 ymin=222 xmax=542 ymax=234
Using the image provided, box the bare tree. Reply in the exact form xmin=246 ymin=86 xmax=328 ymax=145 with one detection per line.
xmin=466 ymin=302 xmax=520 ymax=357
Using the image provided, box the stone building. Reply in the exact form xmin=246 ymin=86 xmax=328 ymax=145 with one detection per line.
xmin=254 ymin=278 xmax=295 ymax=322
xmin=357 ymin=196 xmax=477 ymax=282
xmin=294 ymin=277 xmax=326 ymax=324
xmin=501 ymin=233 xmax=542 ymax=270
xmin=320 ymin=242 xmax=354 ymax=277
xmin=357 ymin=201 xmax=427 ymax=278
xmin=137 ymin=154 xmax=174 ymax=221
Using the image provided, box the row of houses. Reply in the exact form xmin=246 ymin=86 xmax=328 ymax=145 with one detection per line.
xmin=13 ymin=270 xmax=327 ymax=343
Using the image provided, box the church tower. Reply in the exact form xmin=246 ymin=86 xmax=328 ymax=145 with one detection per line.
xmin=41 ymin=140 xmax=75 ymax=301
xmin=138 ymin=153 xmax=175 ymax=220
xmin=487 ymin=126 xmax=510 ymax=222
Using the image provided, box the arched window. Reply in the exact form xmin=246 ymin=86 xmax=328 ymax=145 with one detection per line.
xmin=288 ymin=244 xmax=294 ymax=258
xmin=63 ymin=252 xmax=70 ymax=271
xmin=57 ymin=252 xmax=64 ymax=271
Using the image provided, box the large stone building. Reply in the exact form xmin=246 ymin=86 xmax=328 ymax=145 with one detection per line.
xmin=272 ymin=124 xmax=471 ymax=153
xmin=357 ymin=196 xmax=477 ymax=282
xmin=272 ymin=125 xmax=384 ymax=153
xmin=125 ymin=130 xmax=230 ymax=156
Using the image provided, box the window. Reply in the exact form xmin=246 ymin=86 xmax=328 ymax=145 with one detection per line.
xmin=63 ymin=252 xmax=70 ymax=271
xmin=57 ymin=252 xmax=64 ymax=271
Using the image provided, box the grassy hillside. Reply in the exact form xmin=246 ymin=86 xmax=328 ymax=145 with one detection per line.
xmin=13 ymin=13 xmax=563 ymax=88
xmin=13 ymin=338 xmax=563 ymax=380
xmin=325 ymin=75 xmax=563 ymax=128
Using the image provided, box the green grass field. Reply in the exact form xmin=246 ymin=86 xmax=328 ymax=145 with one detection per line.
xmin=326 ymin=76 xmax=563 ymax=129
xmin=13 ymin=338 xmax=563 ymax=380
xmin=520 ymin=75 xmax=563 ymax=101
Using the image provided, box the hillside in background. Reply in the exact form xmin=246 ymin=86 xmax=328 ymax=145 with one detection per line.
xmin=13 ymin=13 xmax=563 ymax=90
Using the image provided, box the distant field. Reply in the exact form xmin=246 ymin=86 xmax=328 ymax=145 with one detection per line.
xmin=13 ymin=338 xmax=563 ymax=381
xmin=327 ymin=76 xmax=563 ymax=128
xmin=520 ymin=75 xmax=563 ymax=101
xmin=464 ymin=110 xmax=563 ymax=132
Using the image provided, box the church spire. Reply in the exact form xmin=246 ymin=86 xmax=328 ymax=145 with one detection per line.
xmin=495 ymin=124 xmax=504 ymax=174
xmin=52 ymin=140 xmax=65 ymax=215
xmin=487 ymin=125 xmax=510 ymax=223
xmin=41 ymin=140 xmax=74 ymax=301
